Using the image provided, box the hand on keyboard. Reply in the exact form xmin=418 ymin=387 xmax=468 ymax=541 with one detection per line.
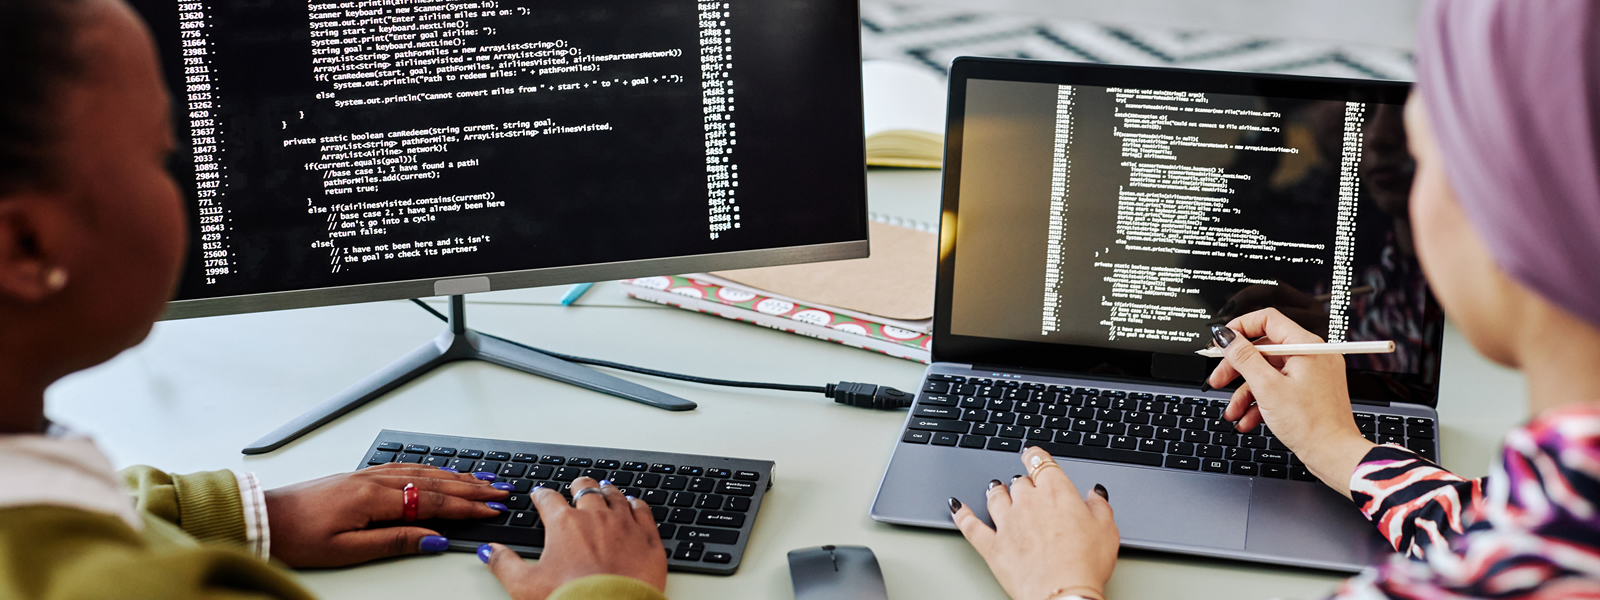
xmin=481 ymin=476 xmax=668 ymax=600
xmin=264 ymin=463 xmax=510 ymax=567
xmin=1207 ymin=308 xmax=1377 ymax=497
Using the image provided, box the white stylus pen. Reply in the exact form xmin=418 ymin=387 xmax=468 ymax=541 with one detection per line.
xmin=1193 ymin=340 xmax=1395 ymax=358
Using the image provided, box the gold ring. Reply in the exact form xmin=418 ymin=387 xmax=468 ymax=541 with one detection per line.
xmin=1027 ymin=456 xmax=1060 ymax=481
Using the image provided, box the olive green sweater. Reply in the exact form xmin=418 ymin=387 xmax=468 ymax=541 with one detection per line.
xmin=0 ymin=466 xmax=664 ymax=600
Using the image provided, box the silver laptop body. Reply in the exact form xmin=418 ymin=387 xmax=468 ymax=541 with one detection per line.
xmin=870 ymin=58 xmax=1444 ymax=572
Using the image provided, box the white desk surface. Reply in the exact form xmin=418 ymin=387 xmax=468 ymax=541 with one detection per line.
xmin=47 ymin=169 xmax=1527 ymax=600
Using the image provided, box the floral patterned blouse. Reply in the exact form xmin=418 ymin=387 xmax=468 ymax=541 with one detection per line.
xmin=1334 ymin=404 xmax=1600 ymax=598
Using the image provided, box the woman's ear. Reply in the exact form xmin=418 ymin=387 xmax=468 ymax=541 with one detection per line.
xmin=0 ymin=193 xmax=79 ymax=303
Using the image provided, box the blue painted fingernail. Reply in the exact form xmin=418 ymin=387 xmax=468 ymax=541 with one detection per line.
xmin=624 ymin=495 xmax=636 ymax=501
xmin=473 ymin=472 xmax=496 ymax=481
xmin=420 ymin=535 xmax=449 ymax=553
xmin=486 ymin=502 xmax=508 ymax=511
xmin=490 ymin=482 xmax=514 ymax=491
xmin=438 ymin=466 xmax=459 ymax=473
xmin=477 ymin=543 xmax=494 ymax=563
xmin=599 ymin=479 xmax=611 ymax=486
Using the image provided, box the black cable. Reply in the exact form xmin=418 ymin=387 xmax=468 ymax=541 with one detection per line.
xmin=409 ymin=298 xmax=912 ymax=409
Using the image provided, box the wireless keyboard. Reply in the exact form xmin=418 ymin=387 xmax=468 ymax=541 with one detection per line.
xmin=357 ymin=430 xmax=774 ymax=575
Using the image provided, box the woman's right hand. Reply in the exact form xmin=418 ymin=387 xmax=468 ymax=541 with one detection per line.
xmin=481 ymin=477 xmax=667 ymax=600
xmin=1206 ymin=308 xmax=1376 ymax=497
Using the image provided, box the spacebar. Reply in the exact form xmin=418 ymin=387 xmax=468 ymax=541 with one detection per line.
xmin=1024 ymin=441 xmax=1163 ymax=467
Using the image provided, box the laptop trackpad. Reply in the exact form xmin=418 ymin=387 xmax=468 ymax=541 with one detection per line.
xmin=1061 ymin=460 xmax=1251 ymax=550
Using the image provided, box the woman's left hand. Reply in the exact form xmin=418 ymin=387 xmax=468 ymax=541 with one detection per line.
xmin=265 ymin=463 xmax=510 ymax=567
xmin=952 ymin=446 xmax=1119 ymax=600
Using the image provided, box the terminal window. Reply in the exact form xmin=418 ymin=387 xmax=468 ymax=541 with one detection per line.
xmin=950 ymin=79 xmax=1432 ymax=374
xmin=134 ymin=0 xmax=865 ymax=301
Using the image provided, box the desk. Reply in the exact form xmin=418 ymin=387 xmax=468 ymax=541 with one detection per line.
xmin=46 ymin=169 xmax=1527 ymax=599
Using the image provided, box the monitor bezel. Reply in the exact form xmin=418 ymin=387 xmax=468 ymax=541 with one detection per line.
xmin=932 ymin=57 xmax=1443 ymax=408
xmin=162 ymin=240 xmax=868 ymax=320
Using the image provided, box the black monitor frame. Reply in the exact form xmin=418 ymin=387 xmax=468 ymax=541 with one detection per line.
xmin=932 ymin=57 xmax=1442 ymax=408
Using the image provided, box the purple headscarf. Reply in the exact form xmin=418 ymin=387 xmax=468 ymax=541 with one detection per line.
xmin=1416 ymin=0 xmax=1600 ymax=328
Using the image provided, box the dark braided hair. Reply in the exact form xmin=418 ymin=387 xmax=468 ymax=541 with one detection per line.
xmin=0 ymin=0 xmax=83 ymax=194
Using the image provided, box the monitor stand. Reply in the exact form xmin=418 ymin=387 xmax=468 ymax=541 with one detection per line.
xmin=240 ymin=295 xmax=696 ymax=454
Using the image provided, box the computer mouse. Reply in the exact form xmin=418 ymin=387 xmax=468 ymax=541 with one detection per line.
xmin=787 ymin=544 xmax=889 ymax=600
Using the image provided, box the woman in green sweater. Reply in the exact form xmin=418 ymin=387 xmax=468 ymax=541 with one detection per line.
xmin=0 ymin=0 xmax=668 ymax=597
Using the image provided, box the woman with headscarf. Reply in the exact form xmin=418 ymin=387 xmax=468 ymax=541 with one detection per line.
xmin=951 ymin=1 xmax=1600 ymax=598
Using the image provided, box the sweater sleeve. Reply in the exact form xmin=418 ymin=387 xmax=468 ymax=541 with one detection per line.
xmin=547 ymin=575 xmax=668 ymax=600
xmin=1347 ymin=444 xmax=1484 ymax=559
xmin=120 ymin=466 xmax=254 ymax=551
xmin=0 ymin=506 xmax=311 ymax=600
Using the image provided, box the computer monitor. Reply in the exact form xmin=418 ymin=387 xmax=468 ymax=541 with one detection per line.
xmin=128 ymin=0 xmax=868 ymax=452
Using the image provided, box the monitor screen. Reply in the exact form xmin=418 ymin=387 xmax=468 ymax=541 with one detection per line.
xmin=132 ymin=0 xmax=868 ymax=316
xmin=937 ymin=61 xmax=1441 ymax=403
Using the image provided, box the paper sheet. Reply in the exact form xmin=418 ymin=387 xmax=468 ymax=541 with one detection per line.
xmin=711 ymin=221 xmax=937 ymax=321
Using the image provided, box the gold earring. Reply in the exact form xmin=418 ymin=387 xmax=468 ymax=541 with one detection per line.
xmin=44 ymin=267 xmax=68 ymax=292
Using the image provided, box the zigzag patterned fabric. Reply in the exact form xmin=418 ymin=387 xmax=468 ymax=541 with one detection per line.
xmin=861 ymin=3 xmax=1415 ymax=80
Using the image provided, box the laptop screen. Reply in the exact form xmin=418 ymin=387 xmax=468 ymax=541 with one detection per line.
xmin=935 ymin=60 xmax=1442 ymax=405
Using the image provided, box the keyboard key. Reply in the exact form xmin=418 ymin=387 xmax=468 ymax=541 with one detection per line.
xmin=923 ymin=381 xmax=952 ymax=394
xmin=1167 ymin=441 xmax=1195 ymax=456
xmin=1155 ymin=427 xmax=1181 ymax=441
xmin=927 ymin=374 xmax=966 ymax=382
xmin=1071 ymin=419 xmax=1097 ymax=433
xmin=669 ymin=492 xmax=696 ymax=507
xmin=595 ymin=459 xmax=621 ymax=470
xmin=677 ymin=526 xmax=739 ymax=545
xmin=508 ymin=510 xmax=538 ymax=527
xmin=726 ymin=497 xmax=751 ymax=512
xmin=1407 ymin=424 xmax=1436 ymax=438
xmin=529 ymin=465 xmax=554 ymax=479
xmin=920 ymin=394 xmax=958 ymax=407
xmin=985 ymin=399 xmax=1012 ymax=411
xmin=422 ymin=456 xmax=450 ymax=468
xmin=908 ymin=418 xmax=971 ymax=434
xmin=376 ymin=441 xmax=404 ymax=452
xmin=1225 ymin=447 xmax=1252 ymax=462
xmin=1196 ymin=444 xmax=1223 ymax=459
xmin=1099 ymin=422 xmax=1127 ymax=435
xmin=1025 ymin=441 xmax=1162 ymax=467
xmin=1242 ymin=436 xmax=1268 ymax=449
xmin=1378 ymin=414 xmax=1404 ymax=424
xmin=1379 ymin=434 xmax=1404 ymax=446
xmin=650 ymin=464 xmax=676 ymax=474
xmin=1122 ymin=412 xmax=1151 ymax=425
xmin=503 ymin=494 xmax=531 ymax=510
xmin=404 ymin=444 xmax=430 ymax=454
xmin=1212 ymin=432 xmax=1240 ymax=447
xmin=696 ymin=494 xmax=724 ymax=510
xmin=1152 ymin=414 xmax=1179 ymax=427
xmin=540 ymin=456 xmax=565 ymax=465
xmin=1260 ymin=464 xmax=1288 ymax=479
xmin=1165 ymin=456 xmax=1200 ymax=470
xmin=960 ymin=396 xmax=984 ymax=409
xmin=658 ymin=523 xmax=676 ymax=539
xmin=1182 ymin=430 xmax=1209 ymax=444
xmin=1255 ymin=451 xmax=1290 ymax=464
xmin=1406 ymin=417 xmax=1434 ymax=426
xmin=398 ymin=453 xmax=423 ymax=463
xmin=512 ymin=453 xmax=538 ymax=463
xmin=1026 ymin=428 xmax=1053 ymax=441
xmin=704 ymin=552 xmax=732 ymax=564
xmin=1231 ymin=462 xmax=1258 ymax=476
xmin=706 ymin=468 xmax=731 ymax=478
xmin=1128 ymin=424 xmax=1155 ymax=438
xmin=1378 ymin=422 xmax=1404 ymax=436
xmin=552 ymin=466 xmax=580 ymax=481
xmin=1017 ymin=414 xmax=1044 ymax=427
xmin=1053 ymin=430 xmax=1081 ymax=444
xmin=1406 ymin=440 xmax=1438 ymax=461
xmin=1082 ymin=433 xmax=1109 ymax=447
xmin=1290 ymin=466 xmax=1317 ymax=481
xmin=902 ymin=430 xmax=932 ymax=444
xmin=622 ymin=461 xmax=649 ymax=472
xmin=697 ymin=511 xmax=746 ymax=528
xmin=987 ymin=437 xmax=1022 ymax=452
xmin=1042 ymin=404 xmax=1068 ymax=416
xmin=1353 ymin=412 xmax=1376 ymax=422
xmin=668 ymin=508 xmax=696 ymax=524
xmin=959 ymin=434 xmax=988 ymax=448
xmin=661 ymin=476 xmax=688 ymax=490
xmin=642 ymin=490 xmax=669 ymax=505
xmin=510 ymin=479 xmax=533 ymax=493
xmin=1201 ymin=459 xmax=1228 ymax=473
xmin=368 ymin=451 xmax=397 ymax=465
xmin=1110 ymin=436 xmax=1137 ymax=450
xmin=971 ymin=423 xmax=999 ymax=436
xmin=1014 ymin=401 xmax=1041 ymax=414
xmin=499 ymin=463 xmax=528 ymax=478
xmin=1137 ymin=438 xmax=1164 ymax=453
xmin=988 ymin=412 xmax=1017 ymax=425
xmin=914 ymin=405 xmax=962 ymax=419
xmin=485 ymin=451 xmax=512 ymax=461
xmin=1206 ymin=419 xmax=1234 ymax=433
xmin=716 ymin=480 xmax=758 ymax=496
xmin=688 ymin=478 xmax=716 ymax=493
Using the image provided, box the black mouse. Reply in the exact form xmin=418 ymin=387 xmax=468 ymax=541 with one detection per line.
xmin=787 ymin=545 xmax=889 ymax=600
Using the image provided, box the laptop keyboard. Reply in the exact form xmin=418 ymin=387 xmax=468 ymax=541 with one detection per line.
xmin=357 ymin=430 xmax=772 ymax=575
xmin=904 ymin=375 xmax=1437 ymax=480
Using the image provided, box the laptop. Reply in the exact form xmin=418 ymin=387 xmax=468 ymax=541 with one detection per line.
xmin=870 ymin=57 xmax=1443 ymax=572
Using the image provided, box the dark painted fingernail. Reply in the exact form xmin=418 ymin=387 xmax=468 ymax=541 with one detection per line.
xmin=490 ymin=482 xmax=514 ymax=491
xmin=1011 ymin=474 xmax=1023 ymax=483
xmin=420 ymin=535 xmax=449 ymax=553
xmin=1093 ymin=484 xmax=1109 ymax=501
xmin=486 ymin=502 xmax=508 ymax=512
xmin=477 ymin=543 xmax=494 ymax=563
xmin=987 ymin=479 xmax=1003 ymax=491
xmin=473 ymin=472 xmax=496 ymax=481
xmin=1199 ymin=381 xmax=1213 ymax=393
xmin=947 ymin=497 xmax=962 ymax=513
xmin=437 ymin=466 xmax=460 ymax=473
xmin=1210 ymin=324 xmax=1236 ymax=348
